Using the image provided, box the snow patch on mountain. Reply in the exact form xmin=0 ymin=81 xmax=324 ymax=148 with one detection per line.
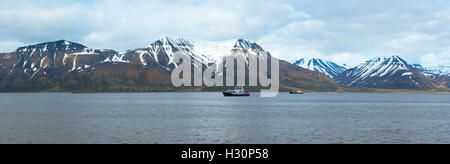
xmin=293 ymin=58 xmax=347 ymax=78
xmin=72 ymin=48 xmax=99 ymax=55
xmin=414 ymin=64 xmax=450 ymax=76
xmin=135 ymin=50 xmax=149 ymax=66
xmin=142 ymin=36 xmax=216 ymax=69
xmin=402 ymin=72 xmax=413 ymax=76
xmin=193 ymin=39 xmax=236 ymax=62
xmin=40 ymin=56 xmax=48 ymax=68
xmin=102 ymin=54 xmax=129 ymax=63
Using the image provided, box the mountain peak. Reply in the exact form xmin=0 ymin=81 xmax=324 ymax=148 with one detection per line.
xmin=54 ymin=40 xmax=72 ymax=45
xmin=335 ymin=55 xmax=442 ymax=89
xmin=363 ymin=55 xmax=408 ymax=67
xmin=356 ymin=55 xmax=409 ymax=74
xmin=158 ymin=35 xmax=176 ymax=44
xmin=233 ymin=39 xmax=263 ymax=51
xmin=16 ymin=40 xmax=87 ymax=53
xmin=149 ymin=36 xmax=194 ymax=49
xmin=370 ymin=55 xmax=402 ymax=61
xmin=293 ymin=57 xmax=347 ymax=78
xmin=388 ymin=55 xmax=404 ymax=62
xmin=391 ymin=55 xmax=401 ymax=58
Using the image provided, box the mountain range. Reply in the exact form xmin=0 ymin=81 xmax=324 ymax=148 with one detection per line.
xmin=293 ymin=56 xmax=449 ymax=90
xmin=293 ymin=58 xmax=347 ymax=78
xmin=0 ymin=37 xmax=448 ymax=92
xmin=0 ymin=37 xmax=339 ymax=92
xmin=413 ymin=64 xmax=450 ymax=88
xmin=334 ymin=56 xmax=444 ymax=89
xmin=413 ymin=64 xmax=450 ymax=76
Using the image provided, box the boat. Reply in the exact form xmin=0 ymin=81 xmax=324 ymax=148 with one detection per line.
xmin=289 ymin=90 xmax=304 ymax=94
xmin=223 ymin=87 xmax=250 ymax=96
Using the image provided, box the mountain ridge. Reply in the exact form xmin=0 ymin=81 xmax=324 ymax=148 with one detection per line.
xmin=335 ymin=56 xmax=444 ymax=89
xmin=293 ymin=58 xmax=347 ymax=78
xmin=0 ymin=38 xmax=342 ymax=92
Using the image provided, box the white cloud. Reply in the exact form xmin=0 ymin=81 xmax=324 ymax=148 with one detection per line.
xmin=329 ymin=53 xmax=368 ymax=68
xmin=279 ymin=20 xmax=326 ymax=35
xmin=83 ymin=0 xmax=308 ymax=49
xmin=83 ymin=32 xmax=112 ymax=44
xmin=258 ymin=19 xmax=328 ymax=61
xmin=0 ymin=40 xmax=24 ymax=52
xmin=0 ymin=0 xmax=307 ymax=50
xmin=384 ymin=33 xmax=439 ymax=51
xmin=0 ymin=0 xmax=449 ymax=67
xmin=420 ymin=52 xmax=450 ymax=67
xmin=381 ymin=32 xmax=450 ymax=64
xmin=257 ymin=0 xmax=450 ymax=66
xmin=258 ymin=19 xmax=370 ymax=67
xmin=0 ymin=2 xmax=94 ymax=41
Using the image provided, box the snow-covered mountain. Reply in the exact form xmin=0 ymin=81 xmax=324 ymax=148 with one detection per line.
xmin=223 ymin=39 xmax=266 ymax=67
xmin=122 ymin=36 xmax=215 ymax=70
xmin=293 ymin=58 xmax=347 ymax=78
xmin=413 ymin=64 xmax=450 ymax=88
xmin=0 ymin=40 xmax=119 ymax=80
xmin=215 ymin=39 xmax=271 ymax=79
xmin=413 ymin=64 xmax=449 ymax=76
xmin=335 ymin=56 xmax=442 ymax=89
xmin=0 ymin=37 xmax=340 ymax=92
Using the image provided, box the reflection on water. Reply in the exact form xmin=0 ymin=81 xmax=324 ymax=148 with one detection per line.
xmin=0 ymin=92 xmax=449 ymax=144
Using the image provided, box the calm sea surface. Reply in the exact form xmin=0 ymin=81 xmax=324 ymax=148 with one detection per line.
xmin=0 ymin=92 xmax=449 ymax=144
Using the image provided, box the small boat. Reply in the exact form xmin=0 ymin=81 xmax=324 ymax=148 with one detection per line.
xmin=223 ymin=87 xmax=250 ymax=96
xmin=289 ymin=90 xmax=304 ymax=94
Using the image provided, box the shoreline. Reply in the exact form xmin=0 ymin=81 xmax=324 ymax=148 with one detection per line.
xmin=0 ymin=90 xmax=449 ymax=94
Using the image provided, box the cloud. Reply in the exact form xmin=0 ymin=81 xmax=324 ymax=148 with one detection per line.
xmin=329 ymin=53 xmax=368 ymax=68
xmin=380 ymin=32 xmax=450 ymax=64
xmin=0 ymin=0 xmax=309 ymax=51
xmin=0 ymin=40 xmax=24 ymax=52
xmin=0 ymin=2 xmax=94 ymax=43
xmin=0 ymin=0 xmax=449 ymax=67
xmin=258 ymin=19 xmax=328 ymax=60
xmin=258 ymin=0 xmax=450 ymax=66
xmin=420 ymin=52 xmax=450 ymax=67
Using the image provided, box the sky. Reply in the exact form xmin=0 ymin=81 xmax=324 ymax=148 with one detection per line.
xmin=0 ymin=0 xmax=449 ymax=67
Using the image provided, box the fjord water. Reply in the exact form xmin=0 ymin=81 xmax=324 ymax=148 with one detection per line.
xmin=0 ymin=93 xmax=449 ymax=144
